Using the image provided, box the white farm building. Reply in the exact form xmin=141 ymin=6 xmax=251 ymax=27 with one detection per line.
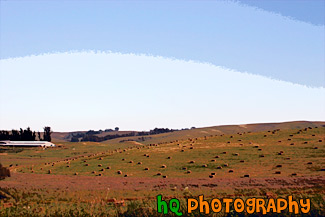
xmin=0 ymin=141 xmax=55 ymax=147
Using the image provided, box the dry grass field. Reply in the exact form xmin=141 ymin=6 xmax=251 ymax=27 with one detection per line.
xmin=0 ymin=121 xmax=324 ymax=216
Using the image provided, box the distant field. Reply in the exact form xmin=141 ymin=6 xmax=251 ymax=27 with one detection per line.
xmin=0 ymin=121 xmax=324 ymax=216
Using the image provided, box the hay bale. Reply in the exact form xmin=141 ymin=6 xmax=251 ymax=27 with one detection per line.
xmin=276 ymin=165 xmax=282 ymax=168
xmin=66 ymin=165 xmax=70 ymax=168
xmin=187 ymin=170 xmax=191 ymax=174
xmin=137 ymin=162 xmax=142 ymax=165
xmin=233 ymin=153 xmax=239 ymax=156
xmin=92 ymin=171 xmax=96 ymax=174
xmin=291 ymin=173 xmax=297 ymax=176
xmin=259 ymin=155 xmax=265 ymax=158
xmin=98 ymin=164 xmax=102 ymax=167
xmin=122 ymin=159 xmax=125 ymax=161
xmin=223 ymin=163 xmax=229 ymax=167
xmin=240 ymin=160 xmax=245 ymax=163
xmin=215 ymin=155 xmax=220 ymax=158
xmin=202 ymin=164 xmax=208 ymax=168
xmin=209 ymin=175 xmax=214 ymax=178
xmin=190 ymin=147 xmax=194 ymax=149
xmin=98 ymin=173 xmax=102 ymax=176
xmin=307 ymin=162 xmax=313 ymax=165
xmin=182 ymin=167 xmax=187 ymax=170
xmin=85 ymin=164 xmax=89 ymax=166
xmin=216 ymin=166 xmax=222 ymax=169
xmin=222 ymin=151 xmax=227 ymax=154
xmin=100 ymin=168 xmax=105 ymax=171
xmin=167 ymin=157 xmax=171 ymax=159
xmin=275 ymin=171 xmax=281 ymax=174
xmin=290 ymin=143 xmax=294 ymax=146
xmin=211 ymin=172 xmax=216 ymax=175
xmin=303 ymin=141 xmax=308 ymax=144
xmin=74 ymin=172 xmax=78 ymax=175
xmin=243 ymin=174 xmax=250 ymax=177
xmin=181 ymin=149 xmax=185 ymax=152
xmin=117 ymin=170 xmax=122 ymax=174
xmin=129 ymin=161 xmax=133 ymax=164
xmin=211 ymin=159 xmax=216 ymax=162
xmin=106 ymin=166 xmax=111 ymax=169
xmin=228 ymin=169 xmax=234 ymax=173
xmin=124 ymin=174 xmax=128 ymax=177
xmin=314 ymin=147 xmax=318 ymax=149
xmin=156 ymin=172 xmax=162 ymax=176
xmin=162 ymin=175 xmax=168 ymax=178
xmin=161 ymin=165 xmax=167 ymax=168
xmin=144 ymin=168 xmax=149 ymax=171
xmin=189 ymin=160 xmax=195 ymax=164
xmin=99 ymin=157 xmax=103 ymax=160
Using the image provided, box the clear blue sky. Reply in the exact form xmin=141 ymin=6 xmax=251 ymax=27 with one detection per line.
xmin=0 ymin=1 xmax=324 ymax=131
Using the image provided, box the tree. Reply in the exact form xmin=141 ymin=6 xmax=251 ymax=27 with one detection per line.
xmin=43 ymin=126 xmax=52 ymax=142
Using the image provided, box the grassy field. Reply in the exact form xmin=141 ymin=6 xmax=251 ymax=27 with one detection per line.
xmin=0 ymin=121 xmax=324 ymax=216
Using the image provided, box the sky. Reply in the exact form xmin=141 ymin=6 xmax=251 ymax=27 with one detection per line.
xmin=0 ymin=1 xmax=324 ymax=132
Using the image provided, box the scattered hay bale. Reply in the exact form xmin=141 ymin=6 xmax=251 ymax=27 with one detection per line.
xmin=84 ymin=160 xmax=87 ymax=162
xmin=278 ymin=141 xmax=281 ymax=143
xmin=181 ymin=149 xmax=185 ymax=152
xmin=48 ymin=170 xmax=51 ymax=174
xmin=66 ymin=165 xmax=70 ymax=168
xmin=189 ymin=160 xmax=195 ymax=164
xmin=161 ymin=165 xmax=167 ymax=168
xmin=162 ymin=175 xmax=168 ymax=178
xmin=258 ymin=148 xmax=262 ymax=151
xmin=117 ymin=170 xmax=122 ymax=174
xmin=291 ymin=173 xmax=297 ymax=176
xmin=202 ymin=164 xmax=208 ymax=168
xmin=124 ymin=174 xmax=128 ymax=177
xmin=223 ymin=163 xmax=229 ymax=167
xmin=307 ymin=162 xmax=313 ymax=165
xmin=98 ymin=173 xmax=102 ymax=176
xmin=276 ymin=165 xmax=282 ymax=168
xmin=314 ymin=147 xmax=318 ymax=149
xmin=215 ymin=155 xmax=220 ymax=158
xmin=211 ymin=159 xmax=216 ymax=162
xmin=167 ymin=157 xmax=172 ymax=159
xmin=137 ymin=162 xmax=142 ymax=165
xmin=74 ymin=172 xmax=78 ymax=175
xmin=144 ymin=168 xmax=149 ymax=171
xmin=106 ymin=166 xmax=111 ymax=169
xmin=99 ymin=157 xmax=103 ymax=160
xmin=190 ymin=147 xmax=194 ymax=149
xmin=233 ymin=153 xmax=239 ymax=156
xmin=211 ymin=172 xmax=216 ymax=175
xmin=98 ymin=164 xmax=102 ymax=167
xmin=146 ymin=155 xmax=150 ymax=158
xmin=209 ymin=175 xmax=214 ymax=178
xmin=240 ymin=160 xmax=245 ymax=163
xmin=259 ymin=154 xmax=265 ymax=158
xmin=289 ymin=135 xmax=293 ymax=137
xmin=129 ymin=161 xmax=133 ymax=164
xmin=303 ymin=142 xmax=308 ymax=144
xmin=320 ymin=168 xmax=325 ymax=171
xmin=92 ymin=171 xmax=96 ymax=174
xmin=290 ymin=143 xmax=295 ymax=146
xmin=216 ymin=166 xmax=222 ymax=169
xmin=243 ymin=174 xmax=250 ymax=177
xmin=228 ymin=169 xmax=234 ymax=173
xmin=285 ymin=157 xmax=291 ymax=160
xmin=122 ymin=159 xmax=125 ymax=161
xmin=100 ymin=168 xmax=105 ymax=171
xmin=222 ymin=151 xmax=227 ymax=154
xmin=227 ymin=141 xmax=231 ymax=144
xmin=182 ymin=167 xmax=187 ymax=170
xmin=156 ymin=173 xmax=162 ymax=176
xmin=187 ymin=170 xmax=192 ymax=174
xmin=275 ymin=171 xmax=281 ymax=174
xmin=254 ymin=146 xmax=259 ymax=148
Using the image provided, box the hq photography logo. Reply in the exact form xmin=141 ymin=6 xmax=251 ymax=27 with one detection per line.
xmin=156 ymin=195 xmax=310 ymax=216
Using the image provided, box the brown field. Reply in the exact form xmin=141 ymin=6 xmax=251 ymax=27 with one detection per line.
xmin=0 ymin=121 xmax=324 ymax=216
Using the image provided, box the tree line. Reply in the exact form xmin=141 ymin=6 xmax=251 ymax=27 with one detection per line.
xmin=70 ymin=128 xmax=175 ymax=142
xmin=0 ymin=127 xmax=52 ymax=142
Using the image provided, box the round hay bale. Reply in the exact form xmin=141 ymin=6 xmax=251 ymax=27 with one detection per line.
xmin=209 ymin=175 xmax=214 ymax=178
xmin=211 ymin=159 xmax=216 ymax=162
xmin=291 ymin=173 xmax=297 ymax=176
xmin=240 ymin=160 xmax=245 ymax=163
xmin=223 ymin=163 xmax=229 ymax=167
xmin=144 ymin=168 xmax=149 ymax=171
xmin=106 ymin=166 xmax=111 ymax=169
xmin=314 ymin=147 xmax=318 ymax=149
xmin=290 ymin=143 xmax=295 ymax=146
xmin=189 ymin=160 xmax=195 ymax=164
xmin=307 ymin=162 xmax=313 ymax=165
xmin=146 ymin=155 xmax=150 ymax=158
xmin=259 ymin=154 xmax=265 ymax=158
xmin=276 ymin=165 xmax=282 ymax=168
xmin=99 ymin=157 xmax=103 ymax=160
xmin=222 ymin=151 xmax=227 ymax=154
xmin=216 ymin=166 xmax=222 ymax=169
xmin=167 ymin=157 xmax=171 ymax=159
xmin=98 ymin=173 xmax=102 ymax=176
xmin=215 ymin=155 xmax=220 ymax=158
xmin=244 ymin=174 xmax=250 ymax=178
xmin=211 ymin=172 xmax=216 ymax=175
xmin=92 ymin=171 xmax=96 ymax=174
xmin=74 ymin=172 xmax=78 ymax=175
xmin=228 ymin=169 xmax=234 ymax=173
xmin=156 ymin=172 xmax=162 ymax=176
xmin=187 ymin=170 xmax=192 ymax=174
xmin=285 ymin=157 xmax=291 ymax=160
xmin=122 ymin=159 xmax=125 ymax=161
xmin=182 ymin=167 xmax=187 ymax=170
xmin=190 ymin=147 xmax=194 ymax=149
xmin=98 ymin=164 xmax=102 ymax=167
xmin=233 ymin=153 xmax=239 ymax=156
xmin=319 ymin=140 xmax=323 ymax=142
xmin=275 ymin=171 xmax=281 ymax=174
xmin=161 ymin=165 xmax=167 ymax=168
xmin=124 ymin=174 xmax=128 ymax=177
xmin=129 ymin=161 xmax=133 ymax=164
xmin=100 ymin=168 xmax=105 ymax=171
xmin=258 ymin=148 xmax=262 ymax=151
xmin=117 ymin=170 xmax=122 ymax=174
xmin=66 ymin=165 xmax=70 ymax=168
xmin=137 ymin=162 xmax=142 ymax=165
xmin=181 ymin=149 xmax=185 ymax=152
xmin=202 ymin=164 xmax=208 ymax=168
xmin=162 ymin=175 xmax=168 ymax=178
